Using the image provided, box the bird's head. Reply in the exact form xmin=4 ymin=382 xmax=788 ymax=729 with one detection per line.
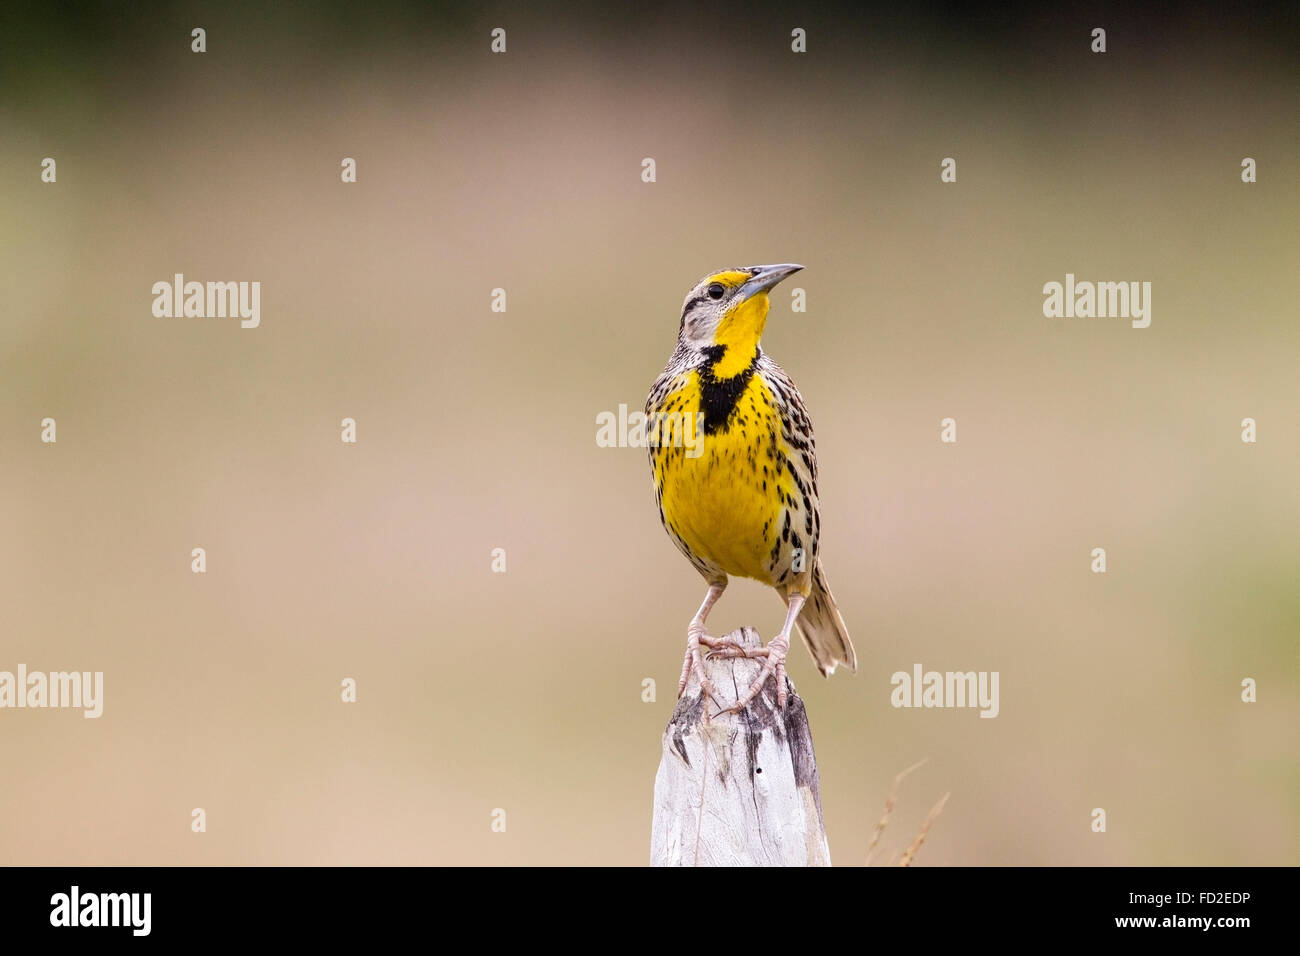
xmin=677 ymin=264 xmax=803 ymax=375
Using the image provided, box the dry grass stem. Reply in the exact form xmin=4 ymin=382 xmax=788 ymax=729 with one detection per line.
xmin=864 ymin=758 xmax=929 ymax=866
xmin=899 ymin=792 xmax=951 ymax=868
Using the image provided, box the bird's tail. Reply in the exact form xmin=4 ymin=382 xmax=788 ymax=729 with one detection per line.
xmin=795 ymin=559 xmax=858 ymax=677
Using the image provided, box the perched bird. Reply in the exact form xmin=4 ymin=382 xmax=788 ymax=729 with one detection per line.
xmin=645 ymin=264 xmax=856 ymax=714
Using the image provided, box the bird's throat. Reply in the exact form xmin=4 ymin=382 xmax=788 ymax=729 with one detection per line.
xmin=711 ymin=294 xmax=768 ymax=378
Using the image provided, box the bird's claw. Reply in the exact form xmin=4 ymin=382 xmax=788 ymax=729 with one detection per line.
xmin=721 ymin=636 xmax=790 ymax=714
xmin=702 ymin=634 xmax=748 ymax=660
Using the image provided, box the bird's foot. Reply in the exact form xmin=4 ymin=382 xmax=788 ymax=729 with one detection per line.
xmin=701 ymin=632 xmax=748 ymax=659
xmin=678 ymin=623 xmax=723 ymax=716
xmin=721 ymin=633 xmax=791 ymax=713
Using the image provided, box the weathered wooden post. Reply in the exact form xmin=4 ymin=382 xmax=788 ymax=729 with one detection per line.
xmin=650 ymin=626 xmax=832 ymax=866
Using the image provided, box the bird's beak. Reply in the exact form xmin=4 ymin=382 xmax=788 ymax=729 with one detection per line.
xmin=736 ymin=263 xmax=804 ymax=302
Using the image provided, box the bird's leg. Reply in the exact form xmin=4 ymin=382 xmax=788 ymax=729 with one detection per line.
xmin=678 ymin=582 xmax=727 ymax=707
xmin=723 ymin=593 xmax=806 ymax=713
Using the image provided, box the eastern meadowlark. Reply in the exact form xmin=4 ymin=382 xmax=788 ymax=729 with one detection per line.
xmin=645 ymin=264 xmax=857 ymax=714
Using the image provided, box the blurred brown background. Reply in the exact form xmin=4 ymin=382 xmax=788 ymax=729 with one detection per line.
xmin=1 ymin=2 xmax=1297 ymax=865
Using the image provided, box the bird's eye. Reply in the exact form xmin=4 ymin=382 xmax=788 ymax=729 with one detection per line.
xmin=706 ymin=283 xmax=726 ymax=300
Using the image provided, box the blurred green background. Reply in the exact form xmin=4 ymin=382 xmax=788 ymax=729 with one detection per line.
xmin=2 ymin=2 xmax=1297 ymax=865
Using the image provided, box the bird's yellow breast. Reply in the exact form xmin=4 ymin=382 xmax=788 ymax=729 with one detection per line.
xmin=651 ymin=370 xmax=792 ymax=585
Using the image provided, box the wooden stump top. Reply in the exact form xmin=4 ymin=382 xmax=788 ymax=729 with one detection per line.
xmin=650 ymin=626 xmax=832 ymax=866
